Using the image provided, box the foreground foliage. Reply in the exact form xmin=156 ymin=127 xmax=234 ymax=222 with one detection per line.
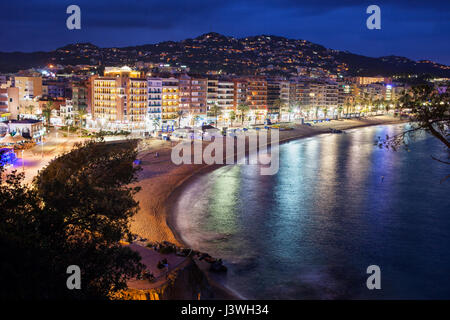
xmin=383 ymin=84 xmax=449 ymax=151
xmin=378 ymin=84 xmax=449 ymax=182
xmin=0 ymin=140 xmax=144 ymax=299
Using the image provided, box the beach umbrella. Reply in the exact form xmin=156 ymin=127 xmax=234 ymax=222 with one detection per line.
xmin=14 ymin=134 xmax=25 ymax=142
xmin=0 ymin=134 xmax=25 ymax=145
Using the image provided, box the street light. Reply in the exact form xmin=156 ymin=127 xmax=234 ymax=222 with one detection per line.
xmin=41 ymin=137 xmax=44 ymax=158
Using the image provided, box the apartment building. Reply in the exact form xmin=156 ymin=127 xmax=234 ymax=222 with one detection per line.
xmin=308 ymin=81 xmax=339 ymax=111
xmin=338 ymin=83 xmax=352 ymax=109
xmin=217 ymin=80 xmax=234 ymax=113
xmin=353 ymin=76 xmax=391 ymax=85
xmin=91 ymin=66 xmax=147 ymax=130
xmin=92 ymin=76 xmax=124 ymax=123
xmin=0 ymin=75 xmax=7 ymax=87
xmin=104 ymin=66 xmax=142 ymax=78
xmin=0 ymin=76 xmax=14 ymax=90
xmin=127 ymin=78 xmax=148 ymax=126
xmin=161 ymin=77 xmax=179 ymax=126
xmin=358 ymin=82 xmax=401 ymax=105
xmin=279 ymin=81 xmax=291 ymax=105
xmin=0 ymin=88 xmax=9 ymax=121
xmin=232 ymin=77 xmax=269 ymax=121
xmin=324 ymin=82 xmax=339 ymax=109
xmin=146 ymin=77 xmax=179 ymax=130
xmin=289 ymin=81 xmax=310 ymax=108
xmin=71 ymin=83 xmax=88 ymax=113
xmin=207 ymin=79 xmax=218 ymax=107
xmin=287 ymin=80 xmax=340 ymax=118
xmin=0 ymin=87 xmax=19 ymax=120
xmin=267 ymin=80 xmax=290 ymax=104
xmin=60 ymin=99 xmax=76 ymax=124
xmin=147 ymin=77 xmax=163 ymax=127
xmin=267 ymin=81 xmax=280 ymax=105
xmin=267 ymin=80 xmax=291 ymax=117
xmin=360 ymin=83 xmax=386 ymax=101
xmin=43 ymin=80 xmax=70 ymax=99
xmin=179 ymin=75 xmax=207 ymax=117
xmin=233 ymin=79 xmax=247 ymax=108
xmin=14 ymin=76 xmax=43 ymax=101
xmin=246 ymin=78 xmax=268 ymax=112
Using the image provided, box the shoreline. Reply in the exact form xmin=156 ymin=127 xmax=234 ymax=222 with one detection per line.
xmin=131 ymin=115 xmax=407 ymax=299
xmin=165 ymin=115 xmax=407 ymax=245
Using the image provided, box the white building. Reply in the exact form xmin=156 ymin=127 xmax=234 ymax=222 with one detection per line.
xmin=60 ymin=99 xmax=78 ymax=125
xmin=147 ymin=78 xmax=163 ymax=130
xmin=217 ymin=80 xmax=234 ymax=114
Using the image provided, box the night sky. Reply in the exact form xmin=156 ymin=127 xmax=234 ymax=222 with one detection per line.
xmin=0 ymin=0 xmax=449 ymax=64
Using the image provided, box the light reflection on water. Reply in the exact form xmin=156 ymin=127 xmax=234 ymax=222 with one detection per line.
xmin=173 ymin=124 xmax=450 ymax=299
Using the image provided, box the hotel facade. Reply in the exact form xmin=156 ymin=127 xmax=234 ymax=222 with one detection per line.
xmin=91 ymin=67 xmax=148 ymax=131
xmin=87 ymin=67 xmax=398 ymax=131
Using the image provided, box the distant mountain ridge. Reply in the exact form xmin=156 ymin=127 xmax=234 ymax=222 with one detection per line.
xmin=0 ymin=32 xmax=448 ymax=77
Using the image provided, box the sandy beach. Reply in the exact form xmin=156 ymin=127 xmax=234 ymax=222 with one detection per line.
xmin=130 ymin=115 xmax=406 ymax=247
xmin=6 ymin=116 xmax=407 ymax=299
xmin=127 ymin=115 xmax=408 ymax=299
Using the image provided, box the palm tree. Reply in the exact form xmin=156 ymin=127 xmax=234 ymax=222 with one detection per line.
xmin=176 ymin=110 xmax=185 ymax=128
xmin=271 ymin=99 xmax=285 ymax=121
xmin=363 ymin=96 xmax=371 ymax=114
xmin=337 ymin=105 xmax=344 ymax=119
xmin=63 ymin=115 xmax=72 ymax=136
xmin=287 ymin=102 xmax=297 ymax=122
xmin=355 ymin=95 xmax=367 ymax=115
xmin=152 ymin=118 xmax=161 ymax=131
xmin=237 ymin=103 xmax=250 ymax=125
xmin=368 ymin=97 xmax=375 ymax=114
xmin=314 ymin=106 xmax=320 ymax=119
xmin=193 ymin=115 xmax=201 ymax=126
xmin=376 ymin=98 xmax=386 ymax=114
xmin=344 ymin=97 xmax=354 ymax=115
xmin=381 ymin=98 xmax=390 ymax=113
xmin=26 ymin=105 xmax=35 ymax=116
xmin=394 ymin=90 xmax=409 ymax=115
xmin=208 ymin=103 xmax=222 ymax=126
xmin=372 ymin=98 xmax=379 ymax=113
xmin=344 ymin=97 xmax=352 ymax=117
xmin=322 ymin=107 xmax=328 ymax=119
xmin=77 ymin=108 xmax=87 ymax=126
xmin=42 ymin=101 xmax=54 ymax=129
xmin=229 ymin=111 xmax=236 ymax=126
xmin=386 ymin=97 xmax=396 ymax=113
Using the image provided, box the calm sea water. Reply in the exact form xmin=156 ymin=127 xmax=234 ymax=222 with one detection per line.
xmin=173 ymin=124 xmax=450 ymax=299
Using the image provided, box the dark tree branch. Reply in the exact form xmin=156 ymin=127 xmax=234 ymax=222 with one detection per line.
xmin=431 ymin=155 xmax=450 ymax=165
xmin=427 ymin=122 xmax=450 ymax=148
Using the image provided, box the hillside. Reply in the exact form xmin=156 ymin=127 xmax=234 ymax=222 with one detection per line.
xmin=0 ymin=32 xmax=448 ymax=77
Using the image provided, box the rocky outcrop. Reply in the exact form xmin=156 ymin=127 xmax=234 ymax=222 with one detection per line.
xmin=110 ymin=258 xmax=214 ymax=300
